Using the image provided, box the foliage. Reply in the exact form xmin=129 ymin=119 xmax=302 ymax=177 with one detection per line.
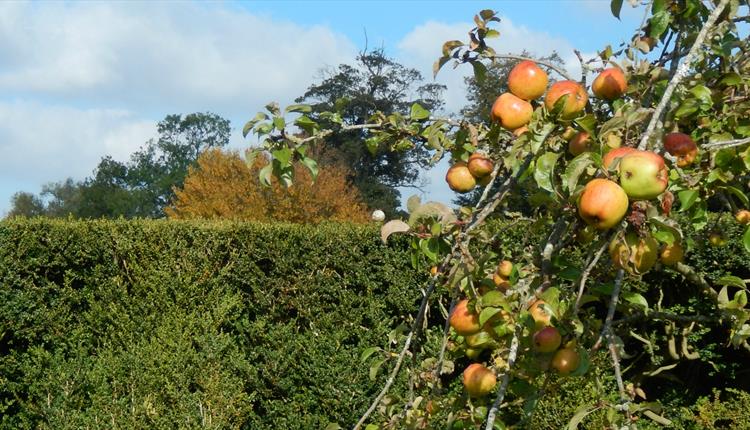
xmin=294 ymin=49 xmax=446 ymax=217
xmin=242 ymin=2 xmax=750 ymax=428
xmin=6 ymin=113 xmax=230 ymax=219
xmin=166 ymin=148 xmax=370 ymax=223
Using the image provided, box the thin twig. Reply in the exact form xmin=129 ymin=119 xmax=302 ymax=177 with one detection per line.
xmin=637 ymin=0 xmax=731 ymax=150
xmin=593 ymin=269 xmax=626 ymax=351
xmin=484 ymin=327 xmax=521 ymax=430
xmin=535 ymin=216 xmax=573 ymax=295
xmin=703 ymin=136 xmax=750 ymax=151
xmin=613 ymin=311 xmax=721 ymax=326
xmin=574 ymin=238 xmax=610 ymax=312
xmin=489 ymin=54 xmax=575 ymax=81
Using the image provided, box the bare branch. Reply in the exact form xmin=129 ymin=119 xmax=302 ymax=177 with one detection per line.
xmin=637 ymin=0 xmax=731 ymax=150
xmin=673 ymin=262 xmax=718 ymax=301
xmin=484 ymin=327 xmax=521 ymax=430
xmin=612 ymin=311 xmax=721 ymax=326
xmin=593 ymin=269 xmax=626 ymax=351
xmin=574 ymin=238 xmax=610 ymax=312
xmin=702 ymin=136 xmax=750 ymax=151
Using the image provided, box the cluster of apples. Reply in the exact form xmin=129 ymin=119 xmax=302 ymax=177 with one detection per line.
xmin=528 ymin=300 xmax=580 ymax=375
xmin=445 ymin=152 xmax=495 ymax=193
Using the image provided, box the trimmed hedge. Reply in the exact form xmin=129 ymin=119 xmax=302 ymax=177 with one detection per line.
xmin=0 ymin=220 xmax=423 ymax=429
xmin=0 ymin=217 xmax=748 ymax=429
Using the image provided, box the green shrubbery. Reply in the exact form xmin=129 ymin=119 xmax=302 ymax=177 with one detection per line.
xmin=0 ymin=218 xmax=747 ymax=429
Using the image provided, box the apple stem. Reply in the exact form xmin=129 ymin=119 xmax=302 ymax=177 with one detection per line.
xmin=484 ymin=326 xmax=520 ymax=430
xmin=637 ymin=0 xmax=731 ymax=151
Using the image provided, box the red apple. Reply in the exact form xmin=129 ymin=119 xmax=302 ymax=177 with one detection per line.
xmin=544 ymin=80 xmax=588 ymax=120
xmin=508 ymin=60 xmax=549 ymax=101
xmin=577 ymin=178 xmax=629 ymax=230
xmin=463 ymin=363 xmax=497 ymax=397
xmin=450 ymin=299 xmax=481 ymax=336
xmin=568 ymin=131 xmax=592 ymax=156
xmin=603 ymin=147 xmax=637 ymax=170
xmin=663 ymin=132 xmax=699 ymax=167
xmin=533 ymin=327 xmax=562 ymax=353
xmin=551 ymin=348 xmax=580 ymax=375
xmin=592 ymin=68 xmax=628 ymax=100
xmin=446 ymin=162 xmax=476 ymax=193
xmin=619 ymin=151 xmax=669 ymax=200
xmin=491 ymin=92 xmax=533 ymax=130
xmin=467 ymin=152 xmax=494 ymax=178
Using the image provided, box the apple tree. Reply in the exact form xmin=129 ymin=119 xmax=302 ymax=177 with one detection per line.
xmin=242 ymin=0 xmax=750 ymax=428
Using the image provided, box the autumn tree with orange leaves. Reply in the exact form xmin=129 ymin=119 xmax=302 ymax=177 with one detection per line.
xmin=166 ymin=148 xmax=369 ymax=223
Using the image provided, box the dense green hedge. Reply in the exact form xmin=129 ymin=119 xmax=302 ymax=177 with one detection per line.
xmin=0 ymin=218 xmax=748 ymax=429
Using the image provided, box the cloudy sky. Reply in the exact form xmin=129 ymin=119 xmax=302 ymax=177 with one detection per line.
xmin=0 ymin=0 xmax=643 ymax=215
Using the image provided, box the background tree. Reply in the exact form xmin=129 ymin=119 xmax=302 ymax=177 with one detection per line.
xmin=6 ymin=192 xmax=45 ymax=217
xmin=6 ymin=112 xmax=230 ymax=219
xmin=296 ymin=49 xmax=446 ymax=217
xmin=166 ymin=148 xmax=370 ymax=223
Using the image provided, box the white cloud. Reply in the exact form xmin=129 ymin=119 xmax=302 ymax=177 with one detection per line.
xmin=0 ymin=2 xmax=359 ymax=213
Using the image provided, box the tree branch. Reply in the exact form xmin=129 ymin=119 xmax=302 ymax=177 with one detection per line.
xmin=593 ymin=269 xmax=626 ymax=351
xmin=484 ymin=327 xmax=521 ymax=430
xmin=673 ymin=262 xmax=718 ymax=301
xmin=702 ymin=136 xmax=750 ymax=151
xmin=637 ymin=0 xmax=731 ymax=150
xmin=612 ymin=311 xmax=721 ymax=326
xmin=489 ymin=54 xmax=575 ymax=81
xmin=574 ymin=238 xmax=610 ymax=312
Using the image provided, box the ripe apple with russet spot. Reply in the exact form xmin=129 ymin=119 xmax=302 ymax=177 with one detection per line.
xmin=544 ymin=80 xmax=588 ymax=120
xmin=450 ymin=299 xmax=481 ymax=335
xmin=610 ymin=232 xmax=659 ymax=274
xmin=577 ymin=178 xmax=629 ymax=230
xmin=507 ymin=60 xmax=549 ymax=100
xmin=663 ymin=132 xmax=699 ymax=167
xmin=592 ymin=68 xmax=628 ymax=100
xmin=618 ymin=151 xmax=669 ymax=200
xmin=463 ymin=363 xmax=497 ymax=397
xmin=491 ymin=93 xmax=533 ymax=130
xmin=446 ymin=162 xmax=476 ymax=193
xmin=533 ymin=327 xmax=562 ymax=353
xmin=551 ymin=348 xmax=580 ymax=375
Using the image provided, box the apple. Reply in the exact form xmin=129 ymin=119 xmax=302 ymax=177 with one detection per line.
xmin=609 ymin=232 xmax=659 ymax=274
xmin=736 ymin=209 xmax=750 ymax=225
xmin=592 ymin=68 xmax=628 ymax=100
xmin=446 ymin=162 xmax=476 ymax=193
xmin=663 ymin=133 xmax=699 ymax=167
xmin=467 ymin=152 xmax=494 ymax=178
xmin=477 ymin=174 xmax=492 ymax=187
xmin=528 ymin=299 xmax=553 ymax=329
xmin=491 ymin=93 xmax=533 ymax=130
xmin=465 ymin=347 xmax=482 ymax=360
xmin=512 ymin=126 xmax=529 ymax=137
xmin=533 ymin=327 xmax=562 ymax=353
xmin=568 ymin=132 xmax=592 ymax=156
xmin=619 ymin=151 xmax=669 ymax=200
xmin=508 ymin=60 xmax=549 ymax=100
xmin=497 ymin=260 xmax=513 ymax=278
xmin=465 ymin=331 xmax=494 ymax=349
xmin=463 ymin=363 xmax=497 ymax=397
xmin=544 ymin=80 xmax=588 ymax=120
xmin=561 ymin=126 xmax=577 ymax=141
xmin=551 ymin=348 xmax=580 ymax=375
xmin=492 ymin=273 xmax=511 ymax=291
xmin=660 ymin=242 xmax=684 ymax=266
xmin=603 ymin=147 xmax=637 ymax=170
xmin=577 ymin=178 xmax=629 ymax=230
xmin=637 ymin=36 xmax=657 ymax=54
xmin=430 ymin=266 xmax=439 ymax=276
xmin=450 ymin=299 xmax=481 ymax=335
xmin=709 ymin=232 xmax=727 ymax=247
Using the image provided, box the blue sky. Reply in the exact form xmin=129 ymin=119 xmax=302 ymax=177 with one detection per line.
xmin=0 ymin=1 xmax=643 ymax=216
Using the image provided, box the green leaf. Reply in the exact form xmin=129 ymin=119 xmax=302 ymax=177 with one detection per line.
xmin=272 ymin=147 xmax=292 ymax=166
xmin=472 ymin=61 xmax=487 ymax=83
xmin=678 ymin=190 xmax=699 ymax=212
xmin=244 ymin=148 xmax=260 ymax=168
xmin=365 ymin=136 xmax=381 ymax=156
xmin=674 ymin=98 xmax=699 ymax=119
xmin=259 ymin=163 xmax=273 ymax=187
xmin=485 ymin=29 xmax=500 ymax=38
xmin=324 ymin=424 xmax=343 ymax=430
xmin=479 ymin=9 xmax=495 ymax=20
xmin=558 ymin=266 xmax=582 ymax=281
xmin=720 ymin=72 xmax=743 ymax=86
xmin=622 ymin=292 xmax=649 ymax=310
xmin=649 ymin=10 xmax=671 ymax=39
xmin=442 ymin=40 xmax=464 ymax=56
xmin=574 ymin=114 xmax=597 ymax=135
xmin=299 ymin=156 xmax=319 ymax=180
xmin=420 ymin=238 xmax=439 ymax=263
xmin=272 ymin=116 xmax=285 ymax=130
xmin=534 ymin=152 xmax=561 ymax=193
xmin=265 ymin=101 xmax=281 ymax=116
xmin=599 ymin=116 xmax=627 ymax=137
xmin=717 ymin=276 xmax=747 ymax=289
xmin=610 ymin=0 xmax=624 ymax=19
xmin=410 ymin=103 xmax=430 ymax=121
xmin=295 ymin=115 xmax=318 ymax=133
xmin=433 ymin=56 xmax=451 ymax=78
xmin=568 ymin=403 xmax=599 ymax=429
xmin=479 ymin=307 xmax=503 ymax=326
xmin=563 ymin=152 xmax=599 ymax=192
xmin=690 ymin=85 xmax=713 ymax=107
xmin=723 ymin=186 xmax=750 ymax=207
xmin=369 ymin=359 xmax=385 ymax=381
xmin=360 ymin=346 xmax=381 ymax=362
xmin=652 ymin=0 xmax=668 ymax=13
xmin=481 ymin=291 xmax=508 ymax=308
xmin=744 ymin=226 xmax=750 ymax=254
xmin=284 ymin=103 xmax=312 ymax=113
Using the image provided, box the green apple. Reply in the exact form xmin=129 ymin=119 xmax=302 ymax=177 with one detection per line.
xmin=618 ymin=151 xmax=668 ymax=200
